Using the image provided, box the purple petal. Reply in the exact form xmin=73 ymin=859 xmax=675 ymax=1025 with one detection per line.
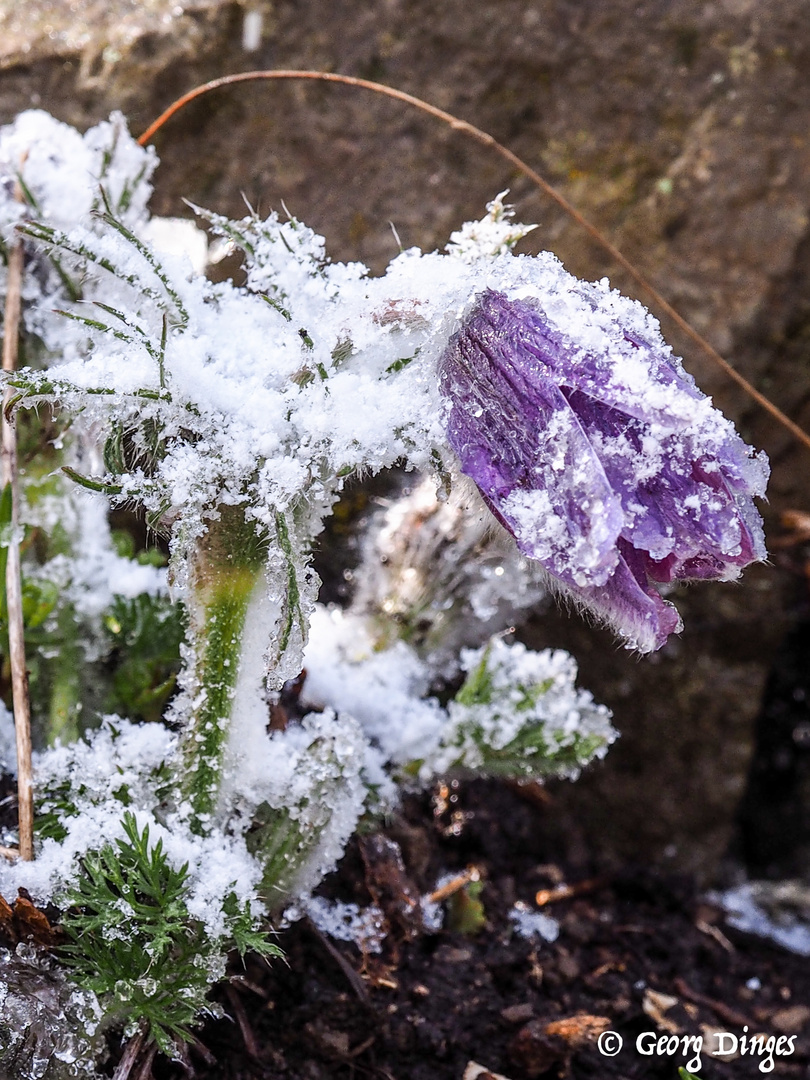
xmin=478 ymin=288 xmax=706 ymax=429
xmin=563 ymin=540 xmax=683 ymax=654
xmin=440 ymin=294 xmax=625 ymax=588
xmin=564 ymin=388 xmax=767 ymax=581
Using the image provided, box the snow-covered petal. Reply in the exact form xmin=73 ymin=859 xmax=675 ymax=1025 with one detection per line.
xmin=439 ymin=289 xmax=768 ymax=652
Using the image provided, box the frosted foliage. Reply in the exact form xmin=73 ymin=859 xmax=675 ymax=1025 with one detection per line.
xmin=0 ymin=947 xmax=104 ymax=1080
xmin=352 ymin=475 xmax=547 ymax=666
xmin=6 ymin=167 xmax=680 ymax=553
xmin=302 ymin=608 xmax=614 ymax=782
xmin=0 ymin=109 xmax=769 ymax=1062
xmin=1 ymin=720 xmax=174 ymax=904
xmin=226 ymin=708 xmax=369 ymax=900
xmin=432 ymin=638 xmax=616 ymax=780
xmin=7 ymin=113 xmax=766 ymax=672
xmin=446 ymin=190 xmax=538 ymax=261
xmin=0 ymin=721 xmax=264 ymax=944
xmin=0 ymin=110 xmax=156 ymax=354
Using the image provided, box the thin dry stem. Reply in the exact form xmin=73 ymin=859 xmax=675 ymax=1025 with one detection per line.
xmin=225 ymin=983 xmax=260 ymax=1059
xmin=132 ymin=1041 xmax=157 ymax=1080
xmin=137 ymin=70 xmax=810 ymax=454
xmin=0 ymin=844 xmax=20 ymax=862
xmin=1 ymin=208 xmax=33 ymax=862
xmin=534 ymin=878 xmax=603 ymax=906
xmin=111 ymin=1025 xmax=148 ymax=1080
xmin=427 ymin=866 xmax=479 ymax=904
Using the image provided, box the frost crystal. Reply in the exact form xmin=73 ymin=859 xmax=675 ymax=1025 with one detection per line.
xmin=446 ymin=190 xmax=537 ymax=261
xmin=0 ymin=946 xmax=104 ymax=1080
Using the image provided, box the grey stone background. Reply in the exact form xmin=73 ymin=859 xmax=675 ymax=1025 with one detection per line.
xmin=2 ymin=0 xmax=810 ymax=879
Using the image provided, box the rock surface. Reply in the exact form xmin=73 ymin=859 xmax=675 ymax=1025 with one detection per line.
xmin=2 ymin=0 xmax=810 ymax=878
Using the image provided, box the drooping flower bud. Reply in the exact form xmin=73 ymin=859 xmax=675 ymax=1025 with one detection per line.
xmin=439 ymin=288 xmax=768 ymax=652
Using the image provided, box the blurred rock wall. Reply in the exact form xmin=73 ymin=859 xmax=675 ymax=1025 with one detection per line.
xmin=2 ymin=0 xmax=810 ymax=879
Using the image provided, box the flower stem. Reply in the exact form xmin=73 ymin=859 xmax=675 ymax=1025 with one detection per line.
xmin=179 ymin=506 xmax=266 ymax=831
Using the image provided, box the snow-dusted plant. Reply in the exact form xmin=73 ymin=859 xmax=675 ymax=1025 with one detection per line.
xmin=0 ymin=109 xmax=768 ymax=1068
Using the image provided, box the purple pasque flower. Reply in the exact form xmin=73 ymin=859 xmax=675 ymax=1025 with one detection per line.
xmin=438 ymin=287 xmax=768 ymax=653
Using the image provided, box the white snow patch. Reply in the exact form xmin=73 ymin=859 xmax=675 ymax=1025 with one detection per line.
xmin=509 ymin=901 xmax=560 ymax=942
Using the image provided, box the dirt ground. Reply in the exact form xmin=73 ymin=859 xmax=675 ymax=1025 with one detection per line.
xmin=143 ymin=780 xmax=810 ymax=1080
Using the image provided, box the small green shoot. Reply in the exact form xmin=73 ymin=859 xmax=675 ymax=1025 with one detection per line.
xmin=446 ymin=879 xmax=486 ymax=935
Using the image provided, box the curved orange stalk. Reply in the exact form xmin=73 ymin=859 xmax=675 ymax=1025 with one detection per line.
xmin=138 ymin=70 xmax=810 ymax=454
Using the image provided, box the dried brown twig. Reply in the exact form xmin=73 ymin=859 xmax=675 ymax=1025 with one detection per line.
xmin=138 ymin=70 xmax=810 ymax=454
xmin=428 ymin=866 xmax=480 ymax=904
xmin=111 ymin=1023 xmax=148 ymax=1080
xmin=1 ymin=173 xmax=33 ymax=862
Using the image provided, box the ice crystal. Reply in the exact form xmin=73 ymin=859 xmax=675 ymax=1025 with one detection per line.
xmin=0 ymin=945 xmax=104 ymax=1080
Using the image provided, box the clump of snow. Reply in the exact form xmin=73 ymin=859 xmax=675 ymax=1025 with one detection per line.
xmin=420 ymin=893 xmax=445 ymax=932
xmin=141 ymin=216 xmax=208 ymax=275
xmin=302 ymin=609 xmax=614 ymax=783
xmin=43 ymin=492 xmax=167 ymax=620
xmin=509 ymin=901 xmax=560 ymax=943
xmin=302 ymin=606 xmax=446 ymax=767
xmin=712 ymin=883 xmax=810 ymax=957
xmin=293 ymin=896 xmax=386 ymax=954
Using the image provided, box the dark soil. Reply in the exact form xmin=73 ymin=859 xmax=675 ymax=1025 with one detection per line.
xmin=152 ymin=780 xmax=810 ymax=1080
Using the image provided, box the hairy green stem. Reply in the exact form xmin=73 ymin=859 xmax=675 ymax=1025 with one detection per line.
xmin=179 ymin=506 xmax=266 ymax=831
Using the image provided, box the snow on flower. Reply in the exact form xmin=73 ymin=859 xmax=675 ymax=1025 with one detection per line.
xmin=438 ymin=288 xmax=769 ymax=652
